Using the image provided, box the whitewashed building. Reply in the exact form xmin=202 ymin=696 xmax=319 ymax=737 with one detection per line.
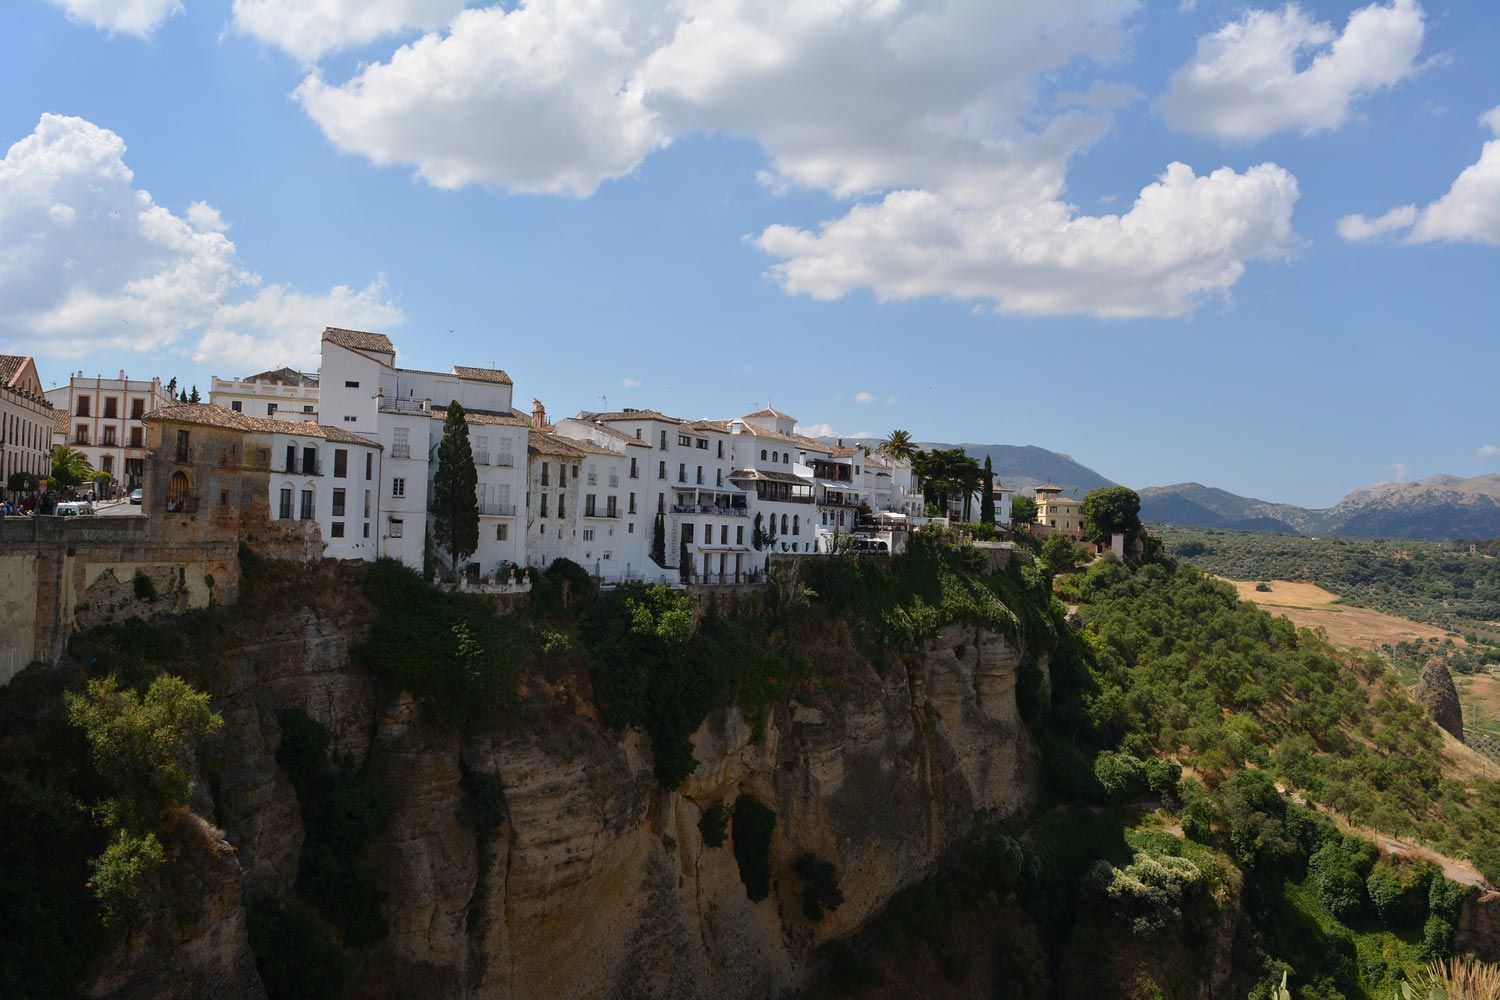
xmin=45 ymin=370 xmax=175 ymax=490
xmin=0 ymin=356 xmax=55 ymax=501
xmin=316 ymin=327 xmax=529 ymax=574
xmin=210 ymin=368 xmax=319 ymax=422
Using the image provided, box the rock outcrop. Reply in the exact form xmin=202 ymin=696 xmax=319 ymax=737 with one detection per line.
xmin=89 ymin=605 xmax=1039 ymax=1000
xmin=1415 ymin=658 xmax=1464 ymax=742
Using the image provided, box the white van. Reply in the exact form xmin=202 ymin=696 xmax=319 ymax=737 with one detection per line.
xmin=55 ymin=501 xmax=95 ymax=516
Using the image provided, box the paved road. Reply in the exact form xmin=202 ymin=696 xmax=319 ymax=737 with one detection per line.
xmin=93 ymin=499 xmax=143 ymax=517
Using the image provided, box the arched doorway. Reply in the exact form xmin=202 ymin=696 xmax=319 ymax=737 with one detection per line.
xmin=167 ymin=471 xmax=191 ymax=512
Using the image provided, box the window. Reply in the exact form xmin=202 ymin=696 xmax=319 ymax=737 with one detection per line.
xmin=332 ymin=489 xmax=346 ymax=516
xmin=102 ymin=455 xmax=114 ymax=474
xmin=678 ymin=463 xmax=686 ymax=482
xmin=331 ymin=522 xmax=345 ymax=538
xmin=630 ymin=457 xmax=638 ymax=478
xmin=304 ymin=405 xmax=315 ymax=413
xmin=557 ymin=495 xmax=566 ymax=518
xmin=219 ymin=490 xmax=228 ymax=506
xmin=736 ymin=525 xmax=744 ymax=545
xmin=696 ymin=466 xmax=703 ymax=485
xmin=392 ymin=427 xmax=409 ymax=459
xmin=363 ymin=490 xmax=371 ymax=517
xmin=793 ymin=515 xmax=800 ymax=535
xmin=717 ymin=440 xmax=723 ymax=458
xmin=74 ymin=425 xmax=89 ymax=445
xmin=345 ymin=380 xmax=360 ymax=388
xmin=130 ymin=398 xmax=144 ymax=419
xmin=583 ymin=529 xmax=595 ymax=541
xmin=363 ymin=524 xmax=370 ymax=538
xmin=540 ymin=494 xmax=549 ymax=518
xmin=365 ymin=453 xmax=373 ymax=479
xmin=231 ymin=400 xmax=242 ymax=412
xmin=720 ymin=524 xmax=728 ymax=544
xmin=628 ymin=523 xmax=635 ymax=533
xmin=696 ymin=439 xmax=707 ymax=450
xmin=390 ymin=518 xmax=404 ymax=538
xmin=659 ymin=430 xmax=667 ymax=450
xmin=343 ymin=416 xmax=356 ymax=423
xmin=628 ymin=492 xmax=636 ymax=514
xmin=587 ymin=463 xmax=596 ymax=485
xmin=541 ymin=461 xmax=550 ymax=485
xmin=658 ymin=461 xmax=666 ymax=480
xmin=760 ymin=449 xmax=767 ymax=461
xmin=102 ymin=427 xmax=116 ymax=446
xmin=392 ymin=477 xmax=405 ymax=497
xmin=267 ymin=403 xmax=277 ymax=415
xmin=635 ymin=428 xmax=642 ymax=440
xmin=679 ymin=433 xmax=691 ymax=447
xmin=559 ymin=465 xmax=567 ymax=487
xmin=285 ymin=444 xmax=296 ymax=472
xmin=607 ymin=496 xmax=618 ymax=517
xmin=300 ymin=489 xmax=314 ymax=520
xmin=781 ymin=514 xmax=789 ymax=534
xmin=682 ymin=523 xmax=695 ymax=543
xmin=585 ymin=494 xmax=597 ymax=516
xmin=76 ymin=396 xmax=90 ymax=416
xmin=302 ymin=446 xmax=317 ymax=474
xmin=175 ymin=430 xmax=190 ymax=462
xmin=279 ymin=488 xmax=292 ymax=518
xmin=334 ymin=449 xmax=348 ymax=478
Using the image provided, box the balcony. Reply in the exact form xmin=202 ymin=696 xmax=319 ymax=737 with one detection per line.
xmin=474 ymin=452 xmax=490 ymax=465
xmin=608 ymin=475 xmax=619 ymax=487
xmin=282 ymin=459 xmax=322 ymax=476
xmin=391 ymin=445 xmax=411 ymax=459
xmin=478 ymin=502 xmax=517 ymax=517
xmin=493 ymin=453 xmax=514 ymax=467
xmin=586 ymin=473 xmax=597 ymax=485
xmin=583 ymin=508 xmax=620 ymax=519
xmin=380 ymin=397 xmax=429 ymax=414
xmin=671 ymin=503 xmax=750 ymax=517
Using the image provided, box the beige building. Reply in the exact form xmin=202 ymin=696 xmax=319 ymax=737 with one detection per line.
xmin=0 ymin=356 xmax=54 ymax=501
xmin=209 ymin=367 xmax=320 ymax=421
xmin=1034 ymin=484 xmax=1086 ymax=540
xmin=45 ymin=370 xmax=175 ymax=490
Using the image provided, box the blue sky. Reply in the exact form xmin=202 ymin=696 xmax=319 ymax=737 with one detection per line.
xmin=2 ymin=0 xmax=1497 ymax=507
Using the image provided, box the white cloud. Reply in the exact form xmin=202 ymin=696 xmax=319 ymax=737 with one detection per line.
xmin=46 ymin=0 xmax=182 ymax=37
xmin=1339 ymin=106 xmax=1500 ymax=245
xmin=853 ymin=391 xmax=895 ymax=404
xmin=795 ymin=423 xmax=871 ymax=440
xmin=1478 ymin=445 xmax=1500 ymax=459
xmin=759 ymin=162 xmax=1299 ymax=318
xmin=1159 ymin=0 xmax=1426 ymax=141
xmin=291 ymin=0 xmax=1299 ymax=318
xmin=296 ymin=1 xmax=674 ymax=195
xmin=0 ymin=114 xmax=401 ymax=369
xmin=622 ymin=377 xmax=641 ymax=387
xmin=232 ymin=0 xmax=465 ymax=63
xmin=1387 ymin=462 xmax=1410 ymax=480
xmin=1336 ymin=203 xmax=1416 ymax=241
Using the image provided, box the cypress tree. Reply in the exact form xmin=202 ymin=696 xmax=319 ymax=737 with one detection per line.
xmin=981 ymin=455 xmax=995 ymax=526
xmin=679 ymin=536 xmax=691 ymax=583
xmin=651 ymin=512 xmax=666 ymax=565
xmin=432 ymin=402 xmax=479 ymax=581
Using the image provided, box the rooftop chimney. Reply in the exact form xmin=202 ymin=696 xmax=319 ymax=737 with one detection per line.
xmin=531 ymin=398 xmax=547 ymax=429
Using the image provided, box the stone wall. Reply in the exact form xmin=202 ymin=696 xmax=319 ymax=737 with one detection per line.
xmin=0 ymin=515 xmax=237 ymax=678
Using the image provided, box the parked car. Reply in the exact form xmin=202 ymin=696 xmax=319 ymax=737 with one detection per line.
xmin=130 ymin=488 xmax=143 ymax=505
xmin=54 ymin=501 xmax=94 ymax=516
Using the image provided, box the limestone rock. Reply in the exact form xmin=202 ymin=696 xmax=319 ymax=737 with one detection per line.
xmin=1415 ymin=658 xmax=1464 ymax=742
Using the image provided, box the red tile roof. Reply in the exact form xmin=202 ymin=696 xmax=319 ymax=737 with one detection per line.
xmin=322 ymin=327 xmax=395 ymax=355
xmin=142 ymin=403 xmax=382 ymax=447
xmin=451 ymin=365 xmax=513 ymax=385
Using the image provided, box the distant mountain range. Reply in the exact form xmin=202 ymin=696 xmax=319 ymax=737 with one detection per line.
xmin=1140 ymin=474 xmax=1500 ymax=541
xmin=831 ymin=437 xmax=1500 ymax=541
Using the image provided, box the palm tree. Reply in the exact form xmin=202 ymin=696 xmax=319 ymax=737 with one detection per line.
xmin=879 ymin=429 xmax=915 ymax=463
xmin=51 ymin=445 xmax=95 ymax=488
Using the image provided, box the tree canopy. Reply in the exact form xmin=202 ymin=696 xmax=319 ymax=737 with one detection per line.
xmin=1011 ymin=494 xmax=1037 ymax=524
xmin=879 ymin=429 xmax=915 ymax=463
xmin=431 ymin=403 xmax=479 ymax=580
xmin=1081 ymin=486 xmax=1142 ymax=544
xmin=51 ymin=445 xmax=94 ymax=488
xmin=913 ymin=447 xmax=982 ymax=519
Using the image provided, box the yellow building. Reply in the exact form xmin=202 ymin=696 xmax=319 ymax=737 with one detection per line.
xmin=1034 ymin=484 xmax=1085 ymax=540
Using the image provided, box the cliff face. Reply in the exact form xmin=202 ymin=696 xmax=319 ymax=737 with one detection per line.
xmin=91 ymin=613 xmax=1038 ymax=1000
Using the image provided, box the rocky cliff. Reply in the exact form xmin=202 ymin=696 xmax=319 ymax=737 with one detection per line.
xmin=1415 ymin=658 xmax=1464 ymax=743
xmin=89 ymin=604 xmax=1038 ymax=1000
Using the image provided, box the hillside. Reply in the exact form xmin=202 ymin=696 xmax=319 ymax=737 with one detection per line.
xmin=1142 ymin=474 xmax=1500 ymax=541
xmin=835 ymin=439 xmax=1118 ymax=496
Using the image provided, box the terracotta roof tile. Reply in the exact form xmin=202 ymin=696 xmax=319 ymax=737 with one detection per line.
xmin=584 ymin=408 xmax=686 ymax=425
xmin=528 ymin=431 xmax=586 ymax=457
xmin=53 ymin=409 xmax=70 ymax=435
xmin=731 ymin=468 xmax=812 ymax=485
xmin=743 ymin=407 xmax=797 ymax=421
xmin=829 ymin=446 xmax=863 ymax=458
xmin=0 ymin=355 xmax=28 ymax=387
xmin=430 ymin=405 xmax=529 ymax=426
xmin=451 ymin=365 xmax=513 ymax=385
xmin=323 ymin=327 xmax=395 ymax=355
xmin=142 ymin=403 xmax=382 ymax=447
xmin=573 ymin=422 xmax=653 ymax=448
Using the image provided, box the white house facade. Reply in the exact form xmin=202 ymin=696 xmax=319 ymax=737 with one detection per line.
xmin=210 ymin=368 xmax=320 ymax=422
xmin=45 ymin=371 xmax=175 ymax=490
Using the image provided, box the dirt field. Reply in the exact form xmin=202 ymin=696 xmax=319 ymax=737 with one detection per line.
xmin=1454 ymin=670 xmax=1500 ymax=744
xmin=1221 ymin=578 xmax=1454 ymax=650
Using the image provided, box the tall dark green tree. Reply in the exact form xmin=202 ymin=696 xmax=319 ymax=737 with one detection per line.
xmin=432 ymin=402 xmax=480 ymax=581
xmin=187 ymin=385 xmax=201 ymax=404
xmin=651 ymin=512 xmax=666 ymax=565
xmin=1011 ymin=494 xmax=1037 ymax=524
xmin=1080 ymin=486 xmax=1142 ymax=544
xmin=980 ymin=455 xmax=996 ymax=526
xmin=679 ymin=536 xmax=691 ymax=583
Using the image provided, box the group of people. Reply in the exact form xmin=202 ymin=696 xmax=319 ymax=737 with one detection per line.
xmin=0 ymin=494 xmax=40 ymax=516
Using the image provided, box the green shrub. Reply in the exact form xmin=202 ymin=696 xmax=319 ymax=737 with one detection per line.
xmin=731 ymin=794 xmax=776 ymax=902
xmin=698 ymin=801 xmax=729 ymax=849
xmin=1255 ymin=582 xmax=1272 ymax=593
xmin=132 ymin=572 xmax=156 ymax=602
xmin=90 ymin=829 xmax=164 ymax=929
xmin=1365 ymin=857 xmax=1435 ymax=925
xmin=1093 ymin=750 xmax=1147 ymax=803
xmin=1308 ymin=837 xmax=1374 ymax=922
xmin=792 ymin=852 xmax=844 ymax=922
xmin=1422 ymin=914 xmax=1455 ymax=960
xmin=247 ymin=897 xmax=350 ymax=1000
